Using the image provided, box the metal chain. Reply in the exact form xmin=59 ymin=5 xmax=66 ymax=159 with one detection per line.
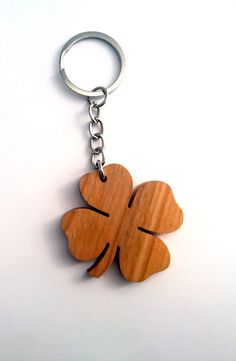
xmin=88 ymin=86 xmax=108 ymax=181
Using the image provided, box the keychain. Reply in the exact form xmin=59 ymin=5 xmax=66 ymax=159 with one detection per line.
xmin=59 ymin=31 xmax=183 ymax=282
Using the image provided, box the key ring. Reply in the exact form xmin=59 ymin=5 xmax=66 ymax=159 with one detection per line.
xmin=59 ymin=31 xmax=126 ymax=97
xmin=59 ymin=31 xmax=184 ymax=282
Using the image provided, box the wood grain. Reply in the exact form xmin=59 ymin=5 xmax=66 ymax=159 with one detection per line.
xmin=62 ymin=164 xmax=183 ymax=282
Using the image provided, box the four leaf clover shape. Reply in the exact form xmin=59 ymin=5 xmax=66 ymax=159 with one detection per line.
xmin=62 ymin=164 xmax=183 ymax=282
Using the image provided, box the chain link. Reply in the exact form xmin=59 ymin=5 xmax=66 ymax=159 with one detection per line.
xmin=88 ymin=86 xmax=108 ymax=180
xmin=88 ymin=103 xmax=100 ymax=123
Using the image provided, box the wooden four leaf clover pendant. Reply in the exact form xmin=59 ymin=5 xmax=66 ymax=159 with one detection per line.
xmin=62 ymin=164 xmax=183 ymax=282
xmin=59 ymin=32 xmax=184 ymax=282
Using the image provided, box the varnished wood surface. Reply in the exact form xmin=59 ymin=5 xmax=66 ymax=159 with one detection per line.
xmin=62 ymin=164 xmax=183 ymax=282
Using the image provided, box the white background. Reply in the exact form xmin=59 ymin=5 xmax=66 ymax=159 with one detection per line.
xmin=0 ymin=1 xmax=236 ymax=360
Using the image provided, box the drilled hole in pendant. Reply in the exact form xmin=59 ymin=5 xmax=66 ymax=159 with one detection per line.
xmin=96 ymin=159 xmax=107 ymax=182
xmin=100 ymin=174 xmax=107 ymax=182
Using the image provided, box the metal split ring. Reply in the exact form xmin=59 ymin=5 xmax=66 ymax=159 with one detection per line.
xmin=59 ymin=31 xmax=125 ymax=97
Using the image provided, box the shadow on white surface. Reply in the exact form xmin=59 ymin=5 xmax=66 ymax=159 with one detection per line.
xmin=45 ymin=216 xmax=77 ymax=267
xmin=78 ymin=261 xmax=131 ymax=288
